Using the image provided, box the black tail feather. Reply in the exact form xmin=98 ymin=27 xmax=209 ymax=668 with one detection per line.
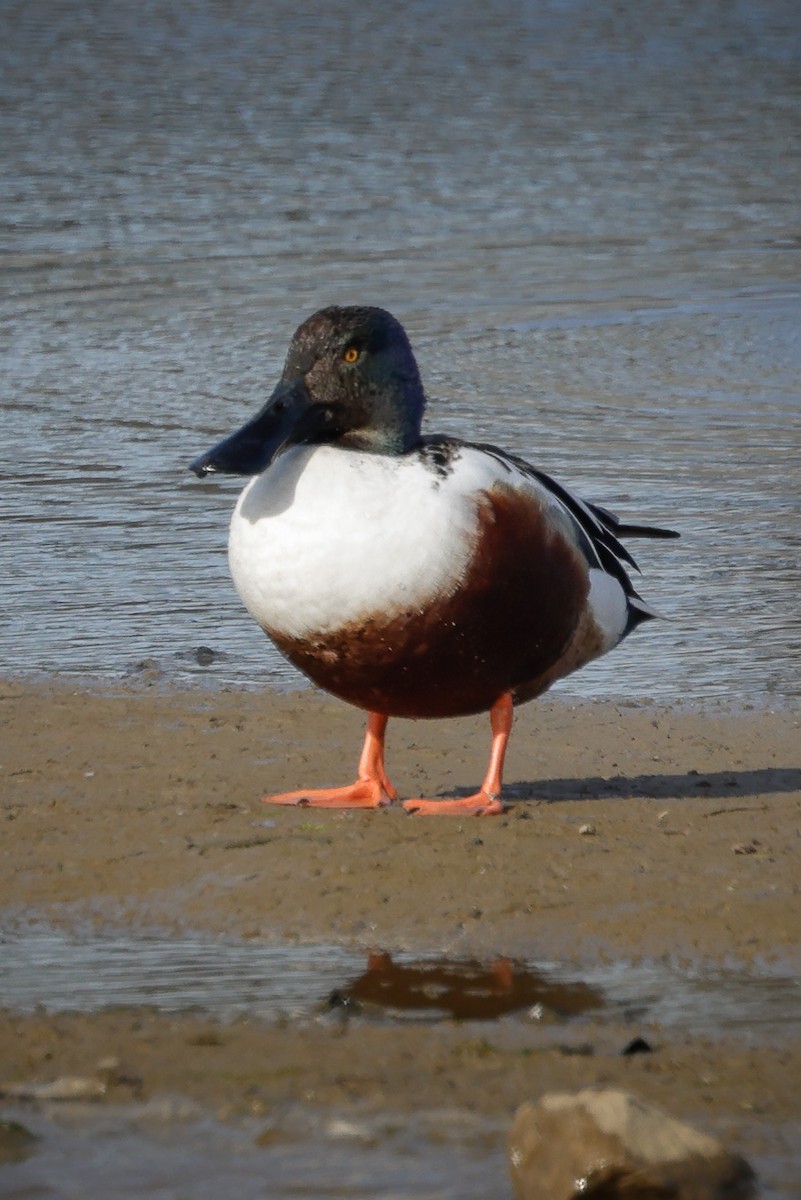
xmin=587 ymin=502 xmax=679 ymax=541
xmin=615 ymin=523 xmax=680 ymax=540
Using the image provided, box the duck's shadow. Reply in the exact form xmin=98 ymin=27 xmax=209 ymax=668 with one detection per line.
xmin=455 ymin=768 xmax=801 ymax=804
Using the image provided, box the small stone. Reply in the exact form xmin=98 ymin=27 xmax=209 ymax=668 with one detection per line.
xmin=326 ymin=1117 xmax=371 ymax=1140
xmin=96 ymin=1056 xmax=122 ymax=1082
xmin=125 ymin=657 xmax=164 ymax=683
xmin=95 ymin=1056 xmax=143 ymax=1097
xmin=621 ymin=1036 xmax=653 ymax=1056
xmin=0 ymin=1119 xmax=38 ymax=1165
xmin=255 ymin=1126 xmax=285 ymax=1147
xmin=578 ymin=823 xmax=596 ymax=836
xmin=0 ymin=1076 xmax=106 ymax=1102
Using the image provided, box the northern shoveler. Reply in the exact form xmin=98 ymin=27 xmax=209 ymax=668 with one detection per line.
xmin=190 ymin=306 xmax=677 ymax=815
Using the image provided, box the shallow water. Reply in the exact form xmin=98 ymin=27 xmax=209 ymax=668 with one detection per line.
xmin=2 ymin=927 xmax=799 ymax=1043
xmin=1 ymin=1101 xmax=510 ymax=1200
xmin=2 ymin=0 xmax=801 ymax=704
xmin=1 ymin=928 xmax=800 ymax=1197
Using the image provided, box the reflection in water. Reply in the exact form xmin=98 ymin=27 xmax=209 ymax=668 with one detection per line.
xmin=2 ymin=927 xmax=800 ymax=1040
xmin=329 ymin=951 xmax=603 ymax=1021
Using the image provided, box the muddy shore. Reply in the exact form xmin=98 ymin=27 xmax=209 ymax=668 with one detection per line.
xmin=1 ymin=679 xmax=800 ymax=1188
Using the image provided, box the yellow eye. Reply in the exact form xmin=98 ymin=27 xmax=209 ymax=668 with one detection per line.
xmin=343 ymin=346 xmax=360 ymax=364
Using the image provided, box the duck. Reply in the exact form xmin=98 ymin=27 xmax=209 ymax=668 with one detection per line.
xmin=190 ymin=305 xmax=677 ymax=816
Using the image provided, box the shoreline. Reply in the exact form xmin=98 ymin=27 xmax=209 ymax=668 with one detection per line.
xmin=2 ymin=676 xmax=798 ymax=963
xmin=6 ymin=663 xmax=797 ymax=716
xmin=2 ymin=677 xmax=800 ymax=1192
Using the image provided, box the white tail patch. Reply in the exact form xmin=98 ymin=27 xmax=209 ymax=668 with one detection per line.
xmin=587 ymin=568 xmax=629 ymax=651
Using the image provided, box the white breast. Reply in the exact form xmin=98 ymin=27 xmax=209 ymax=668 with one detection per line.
xmin=227 ymin=444 xmax=503 ymax=641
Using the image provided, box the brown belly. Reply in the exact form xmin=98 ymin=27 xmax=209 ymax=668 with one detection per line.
xmin=266 ymin=485 xmax=591 ymax=719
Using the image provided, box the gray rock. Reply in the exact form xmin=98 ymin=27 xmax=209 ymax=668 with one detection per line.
xmin=507 ymin=1088 xmax=756 ymax=1200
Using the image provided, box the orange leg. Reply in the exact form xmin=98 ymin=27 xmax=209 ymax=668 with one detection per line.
xmin=263 ymin=712 xmax=397 ymax=809
xmin=402 ymin=693 xmax=512 ymax=816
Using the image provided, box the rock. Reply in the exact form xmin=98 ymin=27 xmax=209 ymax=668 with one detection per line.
xmin=0 ymin=1119 xmax=38 ymax=1165
xmin=96 ymin=1055 xmax=143 ymax=1097
xmin=0 ymin=1075 xmax=107 ymax=1102
xmin=124 ymin=657 xmax=164 ymax=684
xmin=507 ymin=1088 xmax=756 ymax=1200
xmin=621 ymin=1036 xmax=653 ymax=1056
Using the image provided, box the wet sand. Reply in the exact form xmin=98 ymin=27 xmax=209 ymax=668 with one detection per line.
xmin=1 ymin=679 xmax=800 ymax=1184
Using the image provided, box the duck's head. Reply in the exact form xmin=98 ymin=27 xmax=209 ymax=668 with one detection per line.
xmin=190 ymin=306 xmax=426 ymax=478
